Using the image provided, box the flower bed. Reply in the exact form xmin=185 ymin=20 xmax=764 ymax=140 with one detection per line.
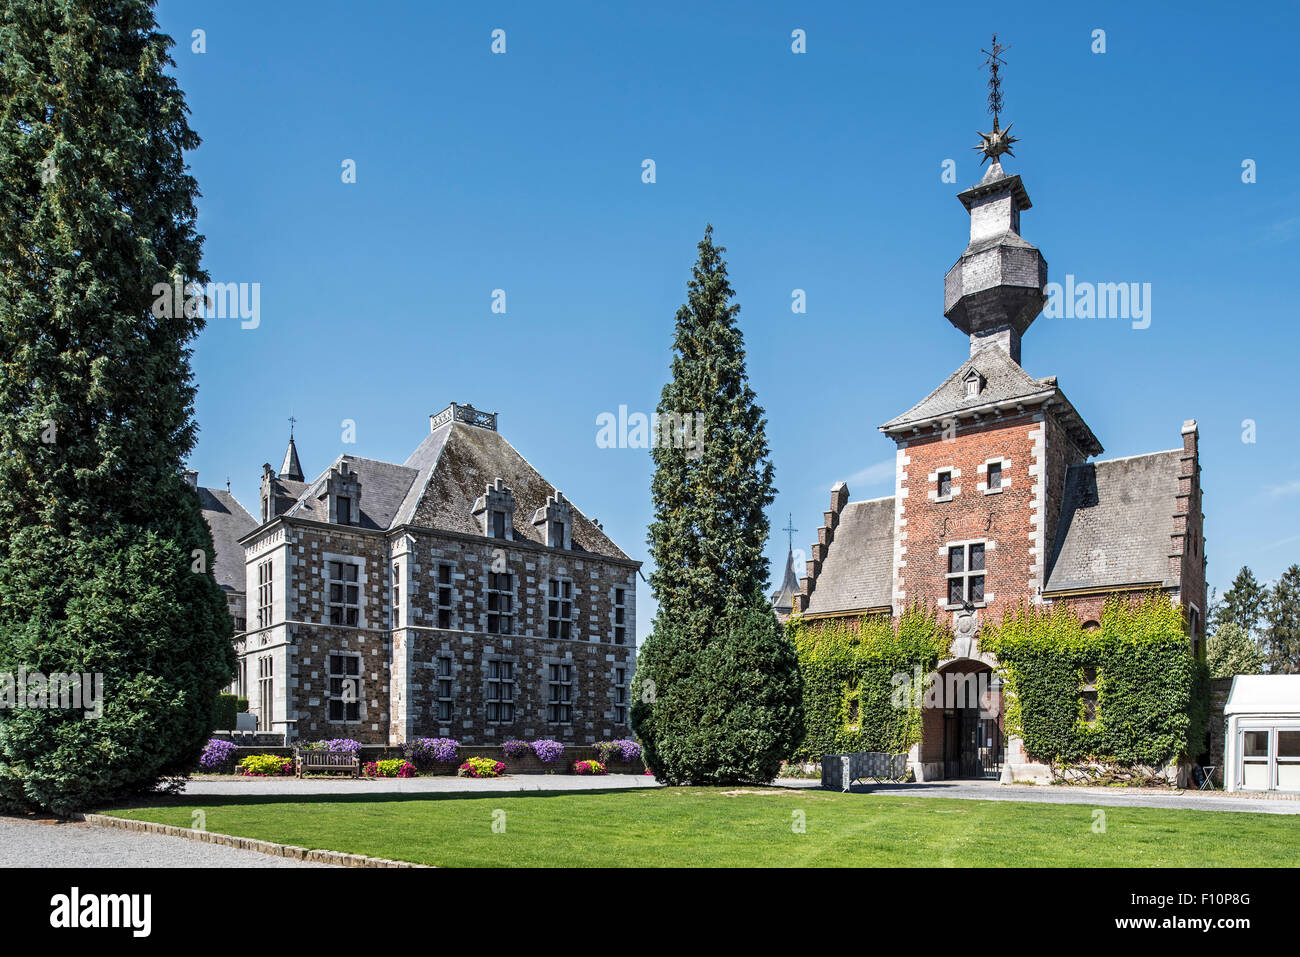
xmin=237 ymin=754 xmax=293 ymax=777
xmin=364 ymin=758 xmax=417 ymax=778
xmin=299 ymin=738 xmax=361 ymax=756
xmin=593 ymin=739 xmax=642 ymax=764
xmin=403 ymin=737 xmax=459 ymax=771
xmin=199 ymin=738 xmax=239 ymax=774
xmin=502 ymin=739 xmax=530 ymax=760
xmin=531 ymin=739 xmax=565 ymax=763
xmin=458 ymin=756 xmax=506 ymax=779
xmin=572 ymin=759 xmax=607 ymax=776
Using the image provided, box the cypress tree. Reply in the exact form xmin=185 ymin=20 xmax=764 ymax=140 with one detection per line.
xmin=0 ymin=0 xmax=235 ymax=813
xmin=1263 ymin=565 xmax=1300 ymax=675
xmin=633 ymin=225 xmax=802 ymax=784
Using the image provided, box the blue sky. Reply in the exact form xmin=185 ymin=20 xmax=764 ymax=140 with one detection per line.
xmin=161 ymin=1 xmax=1300 ymax=641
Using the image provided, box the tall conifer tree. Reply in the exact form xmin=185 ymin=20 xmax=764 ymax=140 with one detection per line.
xmin=0 ymin=0 xmax=235 ymax=812
xmin=1264 ymin=565 xmax=1300 ymax=675
xmin=633 ymin=226 xmax=802 ymax=783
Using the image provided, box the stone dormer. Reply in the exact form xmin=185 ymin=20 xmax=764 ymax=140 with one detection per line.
xmin=532 ymin=490 xmax=573 ymax=549
xmin=320 ymin=458 xmax=362 ymax=526
xmin=472 ymin=478 xmax=515 ymax=540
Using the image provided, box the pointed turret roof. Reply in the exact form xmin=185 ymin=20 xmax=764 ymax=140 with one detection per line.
xmin=770 ymin=546 xmax=802 ymax=615
xmin=280 ymin=435 xmax=304 ymax=482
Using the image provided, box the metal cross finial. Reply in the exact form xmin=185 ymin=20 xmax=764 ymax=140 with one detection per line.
xmin=781 ymin=512 xmax=798 ymax=553
xmin=288 ymin=412 xmax=297 ymax=438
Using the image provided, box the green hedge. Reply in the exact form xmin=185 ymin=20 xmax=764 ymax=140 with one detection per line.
xmin=981 ymin=595 xmax=1208 ymax=767
xmin=789 ymin=607 xmax=950 ymax=760
xmin=214 ymin=693 xmax=239 ymax=731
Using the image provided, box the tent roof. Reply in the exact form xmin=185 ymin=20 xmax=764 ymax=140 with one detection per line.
xmin=1224 ymin=675 xmax=1300 ymax=716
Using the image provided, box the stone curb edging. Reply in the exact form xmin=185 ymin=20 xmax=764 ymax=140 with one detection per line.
xmin=77 ymin=813 xmax=428 ymax=868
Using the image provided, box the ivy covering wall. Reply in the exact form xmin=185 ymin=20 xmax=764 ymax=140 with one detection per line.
xmin=981 ymin=595 xmax=1209 ymax=768
xmin=788 ymin=608 xmax=951 ymax=760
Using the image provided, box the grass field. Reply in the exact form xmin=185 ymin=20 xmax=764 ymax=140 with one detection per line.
xmin=99 ymin=787 xmax=1300 ymax=867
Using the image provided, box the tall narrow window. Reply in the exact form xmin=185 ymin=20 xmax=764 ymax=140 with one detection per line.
xmin=938 ymin=471 xmax=952 ymax=499
xmin=987 ymin=461 xmax=1002 ymax=491
xmin=547 ymin=663 xmax=572 ymax=723
xmin=437 ymin=563 xmax=454 ymax=630
xmin=1079 ymin=666 xmax=1098 ymax=725
xmin=547 ymin=579 xmax=573 ymax=639
xmin=337 ymin=496 xmax=352 ymax=525
xmin=946 ymin=542 xmax=986 ymax=605
xmin=257 ymin=655 xmax=273 ymax=730
xmin=487 ymin=572 xmax=513 ymax=635
xmin=486 ymin=660 xmax=514 ymax=723
xmin=391 ymin=562 xmax=401 ymax=626
xmin=492 ymin=510 xmax=506 ymax=539
xmin=614 ymin=588 xmax=627 ymax=645
xmin=256 ymin=560 xmax=273 ymax=629
xmin=328 ymin=653 xmax=361 ymax=722
xmin=613 ymin=666 xmax=628 ymax=725
xmin=328 ymin=561 xmax=360 ymax=626
xmin=435 ymin=656 xmax=454 ymax=722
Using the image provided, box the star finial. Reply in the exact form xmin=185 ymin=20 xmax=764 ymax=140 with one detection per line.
xmin=973 ymin=34 xmax=1018 ymax=166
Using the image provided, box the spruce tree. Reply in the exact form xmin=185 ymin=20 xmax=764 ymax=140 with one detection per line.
xmin=1263 ymin=565 xmax=1300 ymax=675
xmin=0 ymin=0 xmax=235 ymax=813
xmin=633 ymin=226 xmax=803 ymax=784
xmin=1212 ymin=566 xmax=1270 ymax=639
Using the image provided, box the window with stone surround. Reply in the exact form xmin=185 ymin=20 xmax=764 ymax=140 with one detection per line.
xmin=613 ymin=665 xmax=628 ymax=725
xmin=946 ymin=542 xmax=986 ymax=606
xmin=391 ymin=562 xmax=401 ymax=627
xmin=327 ymin=561 xmax=360 ymax=627
xmin=435 ymin=656 xmax=454 ymax=721
xmin=547 ymin=663 xmax=573 ymax=724
xmin=987 ymin=461 xmax=1002 ymax=491
xmin=547 ymin=578 xmax=574 ymax=640
xmin=487 ymin=571 xmax=513 ymax=635
xmin=614 ymin=588 xmax=627 ymax=645
xmin=337 ymin=496 xmax=352 ymax=525
xmin=437 ymin=563 xmax=454 ymax=630
xmin=257 ymin=655 xmax=273 ymax=731
xmin=486 ymin=660 xmax=515 ymax=723
xmin=937 ymin=470 xmax=952 ymax=500
xmin=328 ymin=652 xmax=361 ymax=722
xmin=256 ymin=560 xmax=273 ymax=629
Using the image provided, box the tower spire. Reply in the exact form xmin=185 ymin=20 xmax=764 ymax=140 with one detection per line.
xmin=279 ymin=421 xmax=304 ymax=482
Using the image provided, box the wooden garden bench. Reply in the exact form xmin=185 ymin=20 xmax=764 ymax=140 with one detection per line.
xmin=295 ymin=750 xmax=360 ymax=778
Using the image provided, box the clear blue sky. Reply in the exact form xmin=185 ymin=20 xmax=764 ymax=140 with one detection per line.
xmin=162 ymin=1 xmax=1300 ymax=642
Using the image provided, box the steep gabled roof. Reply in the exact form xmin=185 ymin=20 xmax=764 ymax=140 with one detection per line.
xmin=803 ymin=496 xmax=895 ymax=616
xmin=879 ymin=344 xmax=1103 ymax=456
xmin=1043 ymin=449 xmax=1182 ymax=593
xmin=197 ymin=486 xmax=257 ymax=593
xmin=285 ymin=457 xmax=418 ymax=530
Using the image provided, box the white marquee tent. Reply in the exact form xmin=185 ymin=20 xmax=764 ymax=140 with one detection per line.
xmin=1223 ymin=675 xmax=1300 ymax=793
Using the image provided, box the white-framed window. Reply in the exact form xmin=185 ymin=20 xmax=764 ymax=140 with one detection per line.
xmin=987 ymin=461 xmax=1002 ymax=490
xmin=486 ymin=660 xmax=515 ymax=723
xmin=547 ymin=663 xmax=573 ymax=724
xmin=487 ymin=571 xmax=513 ymax=635
xmin=979 ymin=457 xmax=1012 ymax=494
xmin=613 ymin=665 xmax=628 ymax=725
xmin=257 ymin=655 xmax=273 ymax=730
xmin=613 ymin=587 xmax=627 ymax=645
xmin=547 ymin=578 xmax=574 ymax=640
xmin=256 ymin=560 xmax=273 ymax=629
xmin=435 ymin=656 xmax=454 ymax=722
xmin=391 ymin=561 xmax=401 ymax=627
xmin=436 ymin=563 xmax=454 ymax=630
xmin=327 ymin=652 xmax=361 ymax=722
xmin=327 ymin=560 xmax=360 ymax=627
xmin=937 ymin=470 xmax=952 ymax=499
xmin=946 ymin=541 xmax=986 ymax=606
xmin=929 ymin=466 xmax=960 ymax=503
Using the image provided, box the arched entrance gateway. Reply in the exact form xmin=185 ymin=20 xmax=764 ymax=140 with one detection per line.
xmin=913 ymin=616 xmax=1005 ymax=781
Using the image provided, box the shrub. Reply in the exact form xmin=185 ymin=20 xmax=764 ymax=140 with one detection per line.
xmin=502 ymin=739 xmax=530 ymax=760
xmin=198 ymin=738 xmax=239 ymax=773
xmin=458 ymin=757 xmax=506 ymax=778
xmin=594 ymin=739 xmax=643 ymax=764
xmin=634 ymin=593 xmax=804 ymax=785
xmin=572 ymin=760 xmax=607 ymax=775
xmin=214 ymin=694 xmax=239 ymax=731
xmin=237 ymin=754 xmax=293 ymax=777
xmin=403 ymin=737 xmax=459 ymax=769
xmin=363 ymin=759 xmax=417 ymax=778
xmin=299 ymin=738 xmax=361 ymax=756
xmin=531 ymin=739 xmax=565 ymax=763
xmin=236 ymin=697 xmax=249 ymax=713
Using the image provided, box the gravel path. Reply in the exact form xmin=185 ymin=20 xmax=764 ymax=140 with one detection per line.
xmin=180 ymin=772 xmax=659 ymax=797
xmin=0 ymin=816 xmax=330 ymax=868
xmin=774 ymin=777 xmax=1300 ymax=814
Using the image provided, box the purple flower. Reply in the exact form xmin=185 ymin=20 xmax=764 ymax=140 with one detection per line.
xmin=199 ymin=738 xmax=239 ymax=772
xmin=502 ymin=739 xmax=530 ymax=760
xmin=404 ymin=737 xmax=460 ymax=768
xmin=531 ymin=739 xmax=564 ymax=763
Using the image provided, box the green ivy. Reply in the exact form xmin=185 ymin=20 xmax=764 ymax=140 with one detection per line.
xmin=788 ymin=607 xmax=950 ymax=760
xmin=981 ymin=595 xmax=1208 ymax=767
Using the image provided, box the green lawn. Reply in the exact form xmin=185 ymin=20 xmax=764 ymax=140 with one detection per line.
xmin=100 ymin=787 xmax=1299 ymax=867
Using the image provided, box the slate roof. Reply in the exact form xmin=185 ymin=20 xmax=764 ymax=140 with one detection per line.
xmin=879 ymin=344 xmax=1103 ymax=456
xmin=803 ymin=496 xmax=895 ymax=616
xmin=197 ymin=487 xmax=257 ymax=593
xmin=279 ymin=436 xmax=304 ymax=482
xmin=770 ymin=548 xmax=802 ymax=612
xmin=275 ymin=420 xmax=633 ymax=562
xmin=1043 ymin=449 xmax=1182 ymax=593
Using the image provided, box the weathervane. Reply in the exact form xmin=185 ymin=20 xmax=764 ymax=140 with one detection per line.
xmin=973 ymin=33 xmax=1019 ymax=166
xmin=782 ymin=512 xmax=798 ymax=553
xmin=288 ymin=412 xmax=296 ymax=438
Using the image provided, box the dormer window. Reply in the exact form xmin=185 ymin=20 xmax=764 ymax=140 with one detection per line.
xmin=472 ymin=479 xmax=515 ymax=541
xmin=964 ymin=370 xmax=983 ymax=398
xmin=532 ymin=490 xmax=573 ymax=550
xmin=337 ymin=496 xmax=351 ymax=525
xmin=321 ymin=459 xmax=362 ymax=526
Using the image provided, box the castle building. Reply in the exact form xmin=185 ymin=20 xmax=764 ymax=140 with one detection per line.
xmin=790 ymin=141 xmax=1206 ymax=782
xmin=221 ymin=403 xmax=638 ymax=746
xmin=190 ymin=470 xmax=257 ymax=634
